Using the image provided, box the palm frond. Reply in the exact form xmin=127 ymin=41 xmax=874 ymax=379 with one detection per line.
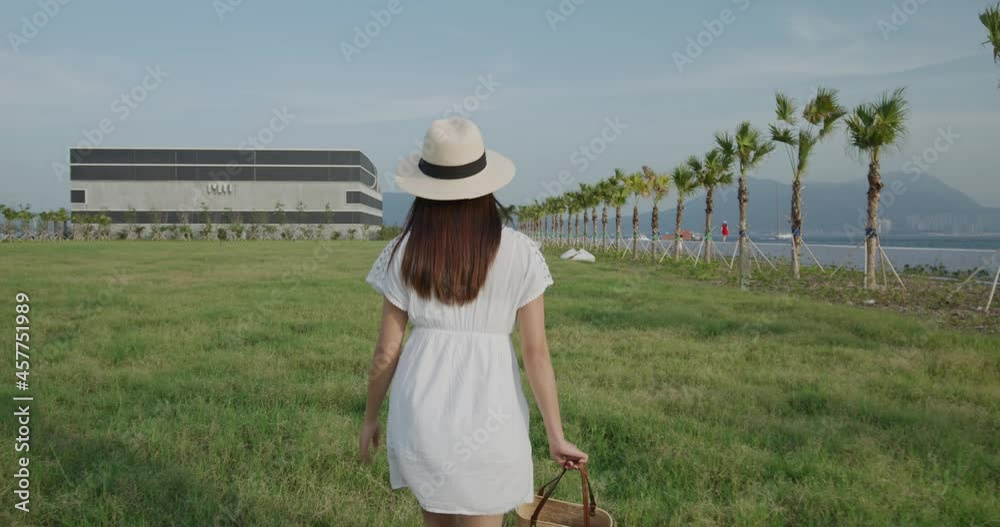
xmin=845 ymin=87 xmax=909 ymax=156
xmin=770 ymin=123 xmax=797 ymax=146
xmin=804 ymin=86 xmax=847 ymax=140
xmin=796 ymin=130 xmax=817 ymax=177
xmin=714 ymin=131 xmax=736 ymax=160
xmin=775 ymin=92 xmax=798 ymax=125
xmin=981 ymin=2 xmax=1000 ymax=62
xmin=671 ymin=164 xmax=699 ymax=198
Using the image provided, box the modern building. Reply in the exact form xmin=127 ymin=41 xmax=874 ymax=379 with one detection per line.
xmin=68 ymin=147 xmax=381 ymax=237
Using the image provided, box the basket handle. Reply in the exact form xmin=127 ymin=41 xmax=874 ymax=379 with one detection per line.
xmin=530 ymin=464 xmax=598 ymax=527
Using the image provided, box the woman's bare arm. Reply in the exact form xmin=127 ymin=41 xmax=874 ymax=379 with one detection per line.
xmin=517 ymin=295 xmax=588 ymax=468
xmin=359 ymin=298 xmax=408 ymax=462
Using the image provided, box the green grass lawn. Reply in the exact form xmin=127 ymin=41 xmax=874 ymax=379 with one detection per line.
xmin=1 ymin=240 xmax=997 ymax=526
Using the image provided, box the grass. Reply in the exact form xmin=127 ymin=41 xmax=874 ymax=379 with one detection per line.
xmin=0 ymin=240 xmax=997 ymax=526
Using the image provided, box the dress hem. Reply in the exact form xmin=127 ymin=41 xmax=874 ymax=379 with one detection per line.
xmin=393 ymin=483 xmax=534 ymax=516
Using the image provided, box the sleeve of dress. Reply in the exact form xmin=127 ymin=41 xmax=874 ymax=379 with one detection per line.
xmin=365 ymin=237 xmax=410 ymax=312
xmin=516 ymin=237 xmax=554 ymax=309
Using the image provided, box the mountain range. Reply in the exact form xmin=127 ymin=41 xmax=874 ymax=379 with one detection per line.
xmin=380 ymin=172 xmax=1000 ymax=236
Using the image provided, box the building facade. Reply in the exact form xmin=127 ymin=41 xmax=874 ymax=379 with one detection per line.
xmin=68 ymin=147 xmax=381 ymax=237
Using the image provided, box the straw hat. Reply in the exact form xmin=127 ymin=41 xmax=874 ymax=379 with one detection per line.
xmin=395 ymin=118 xmax=516 ymax=200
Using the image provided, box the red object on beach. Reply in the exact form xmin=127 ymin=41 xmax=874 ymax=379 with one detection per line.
xmin=721 ymin=223 xmax=730 ymax=237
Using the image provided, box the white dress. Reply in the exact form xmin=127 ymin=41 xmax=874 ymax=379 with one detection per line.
xmin=365 ymin=226 xmax=553 ymax=515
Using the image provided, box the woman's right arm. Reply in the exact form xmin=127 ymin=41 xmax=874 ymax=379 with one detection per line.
xmin=517 ymin=295 xmax=588 ymax=469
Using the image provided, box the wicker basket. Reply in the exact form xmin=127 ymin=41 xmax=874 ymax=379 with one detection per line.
xmin=515 ymin=465 xmax=613 ymax=527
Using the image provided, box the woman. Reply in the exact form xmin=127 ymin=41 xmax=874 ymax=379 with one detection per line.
xmin=359 ymin=118 xmax=587 ymax=527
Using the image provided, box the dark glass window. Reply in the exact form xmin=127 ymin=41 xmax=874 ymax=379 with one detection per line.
xmin=199 ymin=165 xmax=253 ymax=181
xmin=329 ymin=167 xmax=362 ymax=182
xmin=176 ymin=166 xmax=197 ymax=180
xmin=358 ymin=153 xmax=376 ymax=175
xmin=176 ymin=150 xmax=198 ymax=164
xmin=70 ymin=190 xmax=86 ymax=203
xmin=361 ymin=172 xmax=376 ymax=188
xmin=70 ymin=149 xmax=133 ymax=164
xmin=71 ymin=165 xmax=134 ymax=180
xmin=256 ymin=150 xmax=330 ymax=165
xmin=197 ymin=150 xmax=253 ymax=165
xmin=329 ymin=151 xmax=360 ymax=165
xmin=134 ymin=166 xmax=175 ymax=180
xmin=134 ymin=150 xmax=176 ymax=163
xmin=255 ymin=167 xmax=329 ymax=181
xmin=347 ymin=191 xmax=382 ymax=210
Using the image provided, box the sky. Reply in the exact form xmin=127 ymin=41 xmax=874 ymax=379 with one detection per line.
xmin=2 ymin=0 xmax=999 ymax=211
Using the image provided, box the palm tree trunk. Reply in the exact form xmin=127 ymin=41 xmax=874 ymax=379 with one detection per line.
xmin=738 ymin=172 xmax=750 ymax=289
xmin=675 ymin=197 xmax=684 ymax=259
xmin=705 ymin=189 xmax=715 ymax=263
xmin=566 ymin=210 xmax=572 ymax=247
xmin=575 ymin=213 xmax=580 ymax=244
xmin=591 ymin=208 xmax=598 ymax=248
xmin=581 ymin=212 xmax=587 ymax=246
xmin=790 ymin=177 xmax=803 ymax=279
xmin=651 ymin=202 xmax=660 ymax=259
xmin=865 ymin=157 xmax=882 ymax=289
xmin=615 ymin=206 xmax=622 ymax=252
xmin=632 ymin=203 xmax=639 ymax=259
xmin=601 ymin=206 xmax=608 ymax=251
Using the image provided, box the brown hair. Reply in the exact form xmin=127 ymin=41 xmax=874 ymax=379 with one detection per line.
xmin=388 ymin=194 xmax=507 ymax=305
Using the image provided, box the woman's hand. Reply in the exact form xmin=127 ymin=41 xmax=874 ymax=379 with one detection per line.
xmin=549 ymin=437 xmax=588 ymax=470
xmin=358 ymin=420 xmax=381 ymax=463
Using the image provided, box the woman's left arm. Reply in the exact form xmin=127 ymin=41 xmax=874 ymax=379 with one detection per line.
xmin=359 ymin=297 xmax=408 ymax=463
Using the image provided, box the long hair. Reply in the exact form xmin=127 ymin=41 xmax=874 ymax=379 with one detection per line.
xmin=388 ymin=193 xmax=506 ymax=305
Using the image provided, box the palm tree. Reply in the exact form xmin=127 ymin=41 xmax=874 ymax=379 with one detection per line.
xmin=585 ymin=185 xmax=600 ymax=249
xmin=642 ymin=166 xmax=671 ymax=260
xmin=981 ymin=2 xmax=1000 ymax=63
xmin=55 ymin=208 xmax=69 ymax=240
xmin=18 ymin=205 xmax=35 ymax=240
xmin=717 ymin=122 xmax=776 ymax=289
xmin=595 ymin=179 xmax=614 ymax=250
xmin=562 ymin=194 xmax=574 ymax=246
xmin=1 ymin=205 xmax=15 ymax=241
xmin=545 ymin=196 xmax=562 ymax=246
xmin=576 ymin=184 xmax=591 ymax=247
xmin=37 ymin=211 xmax=51 ymax=240
xmin=566 ymin=192 xmax=583 ymax=246
xmin=692 ymin=150 xmax=735 ymax=264
xmin=96 ymin=211 xmax=112 ymax=240
xmin=845 ymin=87 xmax=910 ymax=289
xmin=608 ymin=170 xmax=630 ymax=252
xmin=771 ymin=87 xmax=847 ymax=278
xmin=624 ymin=171 xmax=648 ymax=259
xmin=670 ymin=164 xmax=700 ymax=259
